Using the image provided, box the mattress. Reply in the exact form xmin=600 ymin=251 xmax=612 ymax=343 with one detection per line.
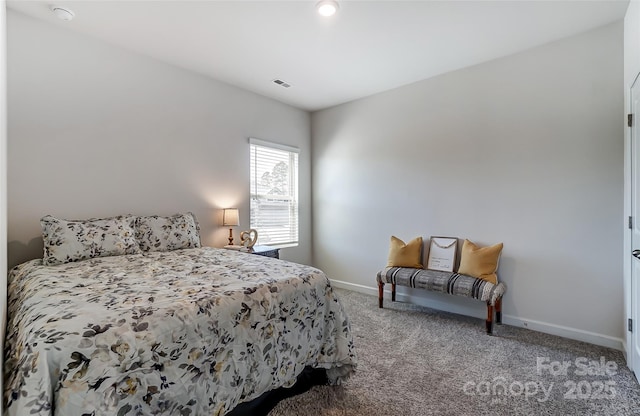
xmin=4 ymin=247 xmax=356 ymax=415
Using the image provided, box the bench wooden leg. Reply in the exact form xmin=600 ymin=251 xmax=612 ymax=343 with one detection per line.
xmin=378 ymin=282 xmax=384 ymax=308
xmin=391 ymin=283 xmax=396 ymax=302
xmin=486 ymin=303 xmax=494 ymax=334
xmin=495 ymin=298 xmax=502 ymax=325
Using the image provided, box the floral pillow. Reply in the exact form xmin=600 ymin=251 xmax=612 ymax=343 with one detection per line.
xmin=41 ymin=215 xmax=141 ymax=266
xmin=135 ymin=212 xmax=201 ymax=252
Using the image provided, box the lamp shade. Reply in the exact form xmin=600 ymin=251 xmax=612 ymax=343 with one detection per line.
xmin=222 ymin=208 xmax=239 ymax=226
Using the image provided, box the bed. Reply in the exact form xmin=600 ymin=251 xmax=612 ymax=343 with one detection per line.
xmin=3 ymin=213 xmax=356 ymax=415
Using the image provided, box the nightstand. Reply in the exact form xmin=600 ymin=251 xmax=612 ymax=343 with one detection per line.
xmin=248 ymin=245 xmax=280 ymax=259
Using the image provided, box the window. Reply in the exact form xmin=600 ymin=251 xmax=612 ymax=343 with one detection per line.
xmin=250 ymin=138 xmax=299 ymax=247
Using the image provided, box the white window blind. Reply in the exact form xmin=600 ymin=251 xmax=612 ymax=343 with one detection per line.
xmin=250 ymin=138 xmax=299 ymax=247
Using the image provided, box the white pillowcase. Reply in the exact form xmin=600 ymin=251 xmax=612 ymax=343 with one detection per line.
xmin=41 ymin=215 xmax=141 ymax=266
xmin=135 ymin=212 xmax=201 ymax=252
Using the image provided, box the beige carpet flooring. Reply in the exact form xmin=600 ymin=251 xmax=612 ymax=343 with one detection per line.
xmin=269 ymin=289 xmax=640 ymax=416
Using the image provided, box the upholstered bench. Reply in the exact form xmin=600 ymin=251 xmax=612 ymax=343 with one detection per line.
xmin=377 ymin=267 xmax=507 ymax=334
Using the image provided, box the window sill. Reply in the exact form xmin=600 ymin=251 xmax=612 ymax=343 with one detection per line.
xmin=264 ymin=243 xmax=298 ymax=249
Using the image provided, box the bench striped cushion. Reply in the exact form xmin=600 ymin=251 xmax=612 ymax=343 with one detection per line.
xmin=377 ymin=267 xmax=506 ymax=306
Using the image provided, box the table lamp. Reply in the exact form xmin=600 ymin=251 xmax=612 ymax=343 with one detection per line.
xmin=222 ymin=208 xmax=239 ymax=245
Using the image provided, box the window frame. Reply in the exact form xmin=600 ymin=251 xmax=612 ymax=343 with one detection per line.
xmin=249 ymin=137 xmax=299 ymax=248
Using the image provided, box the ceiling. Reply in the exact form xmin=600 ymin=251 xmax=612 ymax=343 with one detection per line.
xmin=7 ymin=0 xmax=630 ymax=111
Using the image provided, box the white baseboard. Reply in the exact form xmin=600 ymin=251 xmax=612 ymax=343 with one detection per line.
xmin=500 ymin=315 xmax=622 ymax=351
xmin=330 ymin=278 xmax=624 ymax=352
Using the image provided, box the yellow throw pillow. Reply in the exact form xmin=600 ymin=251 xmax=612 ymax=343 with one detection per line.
xmin=458 ymin=239 xmax=503 ymax=284
xmin=387 ymin=236 xmax=423 ymax=268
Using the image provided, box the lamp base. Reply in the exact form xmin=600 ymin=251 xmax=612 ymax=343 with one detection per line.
xmin=228 ymin=228 xmax=234 ymax=245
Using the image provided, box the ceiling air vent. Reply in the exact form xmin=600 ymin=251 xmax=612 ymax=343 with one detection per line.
xmin=272 ymin=79 xmax=292 ymax=88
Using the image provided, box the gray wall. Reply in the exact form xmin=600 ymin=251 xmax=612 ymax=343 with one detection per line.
xmin=1 ymin=0 xmax=8 ymax=400
xmin=7 ymin=10 xmax=312 ymax=268
xmin=311 ymin=22 xmax=624 ymax=346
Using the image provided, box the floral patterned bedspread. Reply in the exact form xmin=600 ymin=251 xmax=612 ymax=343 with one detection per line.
xmin=4 ymin=248 xmax=356 ymax=416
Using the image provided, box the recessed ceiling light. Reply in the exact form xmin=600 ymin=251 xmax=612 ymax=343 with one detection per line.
xmin=50 ymin=6 xmax=75 ymax=21
xmin=316 ymin=0 xmax=339 ymax=17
